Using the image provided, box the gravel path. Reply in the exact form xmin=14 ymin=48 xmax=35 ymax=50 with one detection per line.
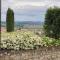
xmin=0 ymin=46 xmax=60 ymax=60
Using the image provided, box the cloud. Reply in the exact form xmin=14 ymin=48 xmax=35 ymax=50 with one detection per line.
xmin=1 ymin=0 xmax=60 ymax=21
xmin=2 ymin=0 xmax=60 ymax=11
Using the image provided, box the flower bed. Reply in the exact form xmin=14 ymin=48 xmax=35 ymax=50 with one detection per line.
xmin=1 ymin=31 xmax=60 ymax=50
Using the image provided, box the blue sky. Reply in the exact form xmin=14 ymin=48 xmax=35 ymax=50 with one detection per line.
xmin=1 ymin=0 xmax=60 ymax=22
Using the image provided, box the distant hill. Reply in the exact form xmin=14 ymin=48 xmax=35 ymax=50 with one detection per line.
xmin=1 ymin=21 xmax=44 ymax=28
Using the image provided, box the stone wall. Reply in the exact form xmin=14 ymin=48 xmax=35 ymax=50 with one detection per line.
xmin=0 ymin=46 xmax=60 ymax=60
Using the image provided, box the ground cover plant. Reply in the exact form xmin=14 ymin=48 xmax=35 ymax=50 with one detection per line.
xmin=1 ymin=31 xmax=60 ymax=50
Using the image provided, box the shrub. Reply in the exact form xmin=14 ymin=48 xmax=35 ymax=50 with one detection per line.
xmin=6 ymin=8 xmax=14 ymax=32
xmin=44 ymin=7 xmax=60 ymax=39
xmin=1 ymin=31 xmax=43 ymax=50
xmin=1 ymin=31 xmax=60 ymax=50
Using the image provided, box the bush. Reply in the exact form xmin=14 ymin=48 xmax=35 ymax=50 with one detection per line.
xmin=1 ymin=31 xmax=60 ymax=50
xmin=6 ymin=8 xmax=14 ymax=32
xmin=44 ymin=7 xmax=60 ymax=39
xmin=1 ymin=31 xmax=43 ymax=50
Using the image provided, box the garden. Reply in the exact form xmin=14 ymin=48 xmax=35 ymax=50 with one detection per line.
xmin=1 ymin=31 xmax=60 ymax=50
xmin=1 ymin=7 xmax=60 ymax=60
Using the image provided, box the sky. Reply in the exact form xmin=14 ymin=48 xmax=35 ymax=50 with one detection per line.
xmin=1 ymin=0 xmax=60 ymax=22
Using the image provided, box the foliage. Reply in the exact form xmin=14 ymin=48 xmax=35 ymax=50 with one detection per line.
xmin=1 ymin=31 xmax=60 ymax=50
xmin=6 ymin=8 xmax=14 ymax=32
xmin=44 ymin=7 xmax=60 ymax=39
xmin=42 ymin=37 xmax=60 ymax=46
xmin=1 ymin=31 xmax=43 ymax=50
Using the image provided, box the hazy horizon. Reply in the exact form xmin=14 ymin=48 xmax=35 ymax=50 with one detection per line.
xmin=1 ymin=20 xmax=44 ymax=23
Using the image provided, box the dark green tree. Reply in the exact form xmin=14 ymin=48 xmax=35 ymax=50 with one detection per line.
xmin=44 ymin=7 xmax=60 ymax=39
xmin=6 ymin=8 xmax=14 ymax=32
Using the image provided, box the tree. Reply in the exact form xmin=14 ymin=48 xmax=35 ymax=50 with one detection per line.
xmin=6 ymin=8 xmax=14 ymax=32
xmin=44 ymin=7 xmax=60 ymax=39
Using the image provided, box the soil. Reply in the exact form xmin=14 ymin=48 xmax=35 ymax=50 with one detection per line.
xmin=0 ymin=46 xmax=60 ymax=60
